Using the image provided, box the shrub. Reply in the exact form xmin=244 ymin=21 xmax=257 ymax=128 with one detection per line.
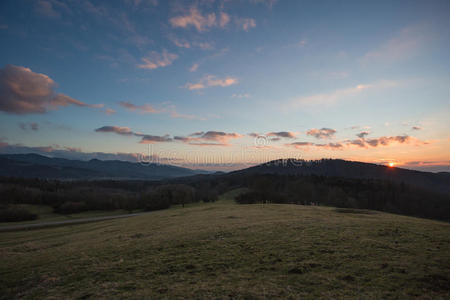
xmin=55 ymin=202 xmax=88 ymax=214
xmin=0 ymin=206 xmax=38 ymax=222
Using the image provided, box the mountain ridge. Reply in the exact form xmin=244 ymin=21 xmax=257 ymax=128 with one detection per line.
xmin=0 ymin=153 xmax=209 ymax=180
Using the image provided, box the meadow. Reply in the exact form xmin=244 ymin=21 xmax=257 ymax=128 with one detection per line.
xmin=1 ymin=191 xmax=449 ymax=299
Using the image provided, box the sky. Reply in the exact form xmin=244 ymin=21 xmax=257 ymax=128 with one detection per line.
xmin=0 ymin=0 xmax=449 ymax=172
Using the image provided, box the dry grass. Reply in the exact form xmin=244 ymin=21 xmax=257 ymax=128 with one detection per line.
xmin=1 ymin=196 xmax=449 ymax=299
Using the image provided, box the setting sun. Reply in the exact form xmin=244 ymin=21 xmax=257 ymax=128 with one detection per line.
xmin=389 ymin=162 xmax=395 ymax=167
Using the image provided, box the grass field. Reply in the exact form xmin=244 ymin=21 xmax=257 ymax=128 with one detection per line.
xmin=1 ymin=192 xmax=449 ymax=299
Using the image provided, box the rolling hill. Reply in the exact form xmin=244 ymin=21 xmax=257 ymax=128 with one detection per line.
xmin=232 ymin=159 xmax=450 ymax=195
xmin=0 ymin=154 xmax=208 ymax=180
xmin=1 ymin=197 xmax=449 ymax=298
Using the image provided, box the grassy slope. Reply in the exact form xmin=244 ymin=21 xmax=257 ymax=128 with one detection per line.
xmin=0 ymin=195 xmax=449 ymax=299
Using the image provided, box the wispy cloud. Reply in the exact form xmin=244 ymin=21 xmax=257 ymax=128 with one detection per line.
xmin=360 ymin=25 xmax=427 ymax=65
xmin=184 ymin=75 xmax=238 ymax=90
xmin=290 ymin=80 xmax=398 ymax=108
xmin=0 ymin=141 xmax=170 ymax=163
xmin=169 ymin=7 xmax=217 ymax=32
xmin=35 ymin=0 xmax=70 ymax=18
xmin=288 ymin=135 xmax=426 ymax=150
xmin=189 ymin=63 xmax=199 ymax=72
xmin=235 ymin=17 xmax=256 ymax=31
xmin=232 ymin=93 xmax=250 ymax=99
xmin=19 ymin=122 xmax=39 ymax=131
xmin=0 ymin=65 xmax=102 ymax=114
xmin=104 ymin=108 xmax=116 ymax=115
xmin=119 ymin=101 xmax=159 ymax=113
xmin=137 ymin=49 xmax=178 ymax=69
xmin=346 ymin=135 xmax=427 ymax=148
xmin=250 ymin=0 xmax=278 ymax=8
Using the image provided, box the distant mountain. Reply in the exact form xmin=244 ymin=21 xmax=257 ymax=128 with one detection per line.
xmin=232 ymin=159 xmax=450 ymax=195
xmin=0 ymin=154 xmax=209 ymax=180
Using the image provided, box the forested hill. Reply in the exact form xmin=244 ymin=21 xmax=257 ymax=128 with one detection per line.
xmin=0 ymin=154 xmax=209 ymax=180
xmin=233 ymin=159 xmax=450 ymax=195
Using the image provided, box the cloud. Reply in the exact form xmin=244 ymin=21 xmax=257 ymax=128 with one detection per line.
xmin=95 ymin=125 xmax=173 ymax=144
xmin=117 ymin=101 xmax=206 ymax=120
xmin=185 ymin=75 xmax=238 ymax=90
xmin=288 ymin=141 xmax=344 ymax=150
xmin=290 ymin=80 xmax=397 ymax=108
xmin=104 ymin=108 xmax=116 ymax=115
xmin=35 ymin=0 xmax=70 ymax=18
xmin=347 ymin=139 xmax=366 ymax=148
xmin=356 ymin=131 xmax=370 ymax=138
xmin=307 ymin=128 xmax=336 ymax=139
xmin=232 ymin=93 xmax=250 ymax=99
xmin=163 ymin=105 xmax=206 ymax=120
xmin=235 ymin=18 xmax=256 ymax=31
xmin=315 ymin=142 xmax=344 ymax=149
xmin=267 ymin=131 xmax=297 ymax=139
xmin=169 ymin=36 xmax=214 ymax=50
xmin=138 ymin=134 xmax=172 ymax=144
xmin=412 ymin=126 xmax=421 ymax=130
xmin=289 ymin=142 xmax=314 ymax=148
xmin=170 ymin=37 xmax=191 ymax=48
xmin=19 ymin=122 xmax=39 ymax=131
xmin=124 ymin=0 xmax=158 ymax=8
xmin=0 ymin=65 xmax=102 ymax=114
xmin=250 ymin=0 xmax=278 ymax=8
xmin=119 ymin=101 xmax=159 ymax=113
xmin=137 ymin=50 xmax=178 ymax=69
xmin=365 ymin=135 xmax=411 ymax=147
xmin=169 ymin=7 xmax=217 ymax=32
xmin=0 ymin=141 xmax=168 ymax=163
xmin=401 ymin=160 xmax=450 ymax=172
xmin=219 ymin=12 xmax=230 ymax=28
xmin=95 ymin=126 xmax=134 ymax=136
xmin=288 ymin=134 xmax=422 ymax=150
xmin=189 ymin=63 xmax=199 ymax=72
xmin=345 ymin=135 xmax=426 ymax=148
xmin=175 ymin=131 xmax=242 ymax=146
xmin=360 ymin=25 xmax=427 ymax=65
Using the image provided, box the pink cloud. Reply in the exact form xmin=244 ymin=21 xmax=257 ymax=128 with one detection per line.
xmin=0 ymin=65 xmax=102 ymax=114
xmin=137 ymin=50 xmax=178 ymax=69
xmin=219 ymin=12 xmax=230 ymax=28
xmin=169 ymin=7 xmax=216 ymax=32
xmin=175 ymin=131 xmax=242 ymax=146
xmin=95 ymin=126 xmax=134 ymax=136
xmin=306 ymin=128 xmax=336 ymax=139
xmin=185 ymin=75 xmax=238 ymax=90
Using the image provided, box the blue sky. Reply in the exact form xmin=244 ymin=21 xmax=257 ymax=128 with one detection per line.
xmin=0 ymin=0 xmax=449 ymax=171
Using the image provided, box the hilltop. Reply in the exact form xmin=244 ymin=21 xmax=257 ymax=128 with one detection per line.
xmin=232 ymin=159 xmax=450 ymax=195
